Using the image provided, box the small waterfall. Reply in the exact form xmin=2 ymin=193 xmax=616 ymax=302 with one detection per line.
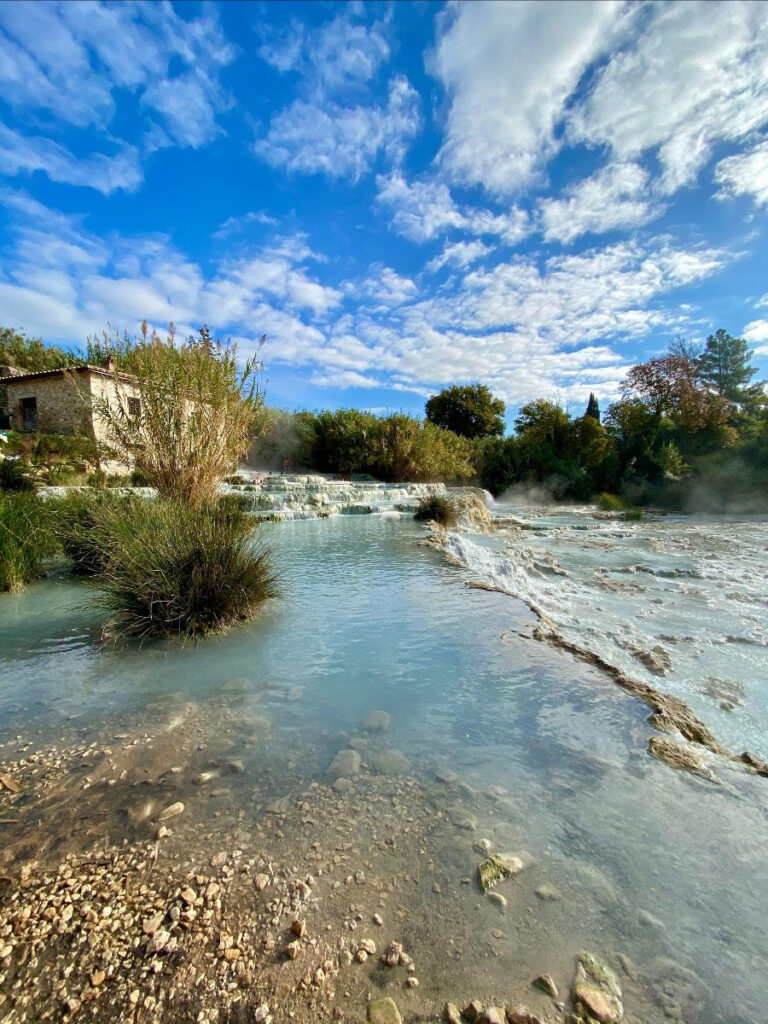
xmin=221 ymin=473 xmax=450 ymax=519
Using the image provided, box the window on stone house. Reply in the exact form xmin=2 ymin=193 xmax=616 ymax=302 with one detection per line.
xmin=127 ymin=397 xmax=141 ymax=419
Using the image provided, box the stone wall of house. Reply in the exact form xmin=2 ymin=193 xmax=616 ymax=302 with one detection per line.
xmin=88 ymin=373 xmax=139 ymax=448
xmin=0 ymin=366 xmax=27 ymax=425
xmin=88 ymin=373 xmax=139 ymax=474
xmin=5 ymin=372 xmax=94 ymax=435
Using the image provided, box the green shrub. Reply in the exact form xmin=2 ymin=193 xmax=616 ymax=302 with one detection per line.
xmin=622 ymin=507 xmax=644 ymax=521
xmin=0 ymin=492 xmax=58 ymax=592
xmin=597 ymin=492 xmax=626 ymax=512
xmin=413 ymin=494 xmax=459 ymax=527
xmin=90 ymin=498 xmax=277 ymax=639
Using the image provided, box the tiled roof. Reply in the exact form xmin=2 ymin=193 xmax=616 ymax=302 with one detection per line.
xmin=2 ymin=364 xmax=134 ymax=384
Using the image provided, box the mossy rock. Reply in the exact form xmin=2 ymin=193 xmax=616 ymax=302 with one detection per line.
xmin=477 ymin=853 xmax=523 ymax=892
xmin=367 ymin=997 xmax=402 ymax=1024
xmin=572 ymin=951 xmax=623 ymax=1023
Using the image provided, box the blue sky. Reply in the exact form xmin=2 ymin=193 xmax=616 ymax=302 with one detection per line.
xmin=2 ymin=0 xmax=768 ymax=423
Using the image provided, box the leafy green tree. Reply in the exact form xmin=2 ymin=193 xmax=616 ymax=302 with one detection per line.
xmin=585 ymin=393 xmax=600 ymax=421
xmin=698 ymin=328 xmax=760 ymax=404
xmin=472 ymin=436 xmax=522 ymax=496
xmin=0 ymin=327 xmax=75 ymax=371
xmin=425 ymin=383 xmax=505 ymax=439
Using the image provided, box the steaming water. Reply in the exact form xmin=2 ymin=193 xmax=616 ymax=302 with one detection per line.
xmin=1 ymin=511 xmax=768 ymax=1021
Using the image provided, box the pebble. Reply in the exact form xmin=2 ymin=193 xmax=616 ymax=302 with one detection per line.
xmin=533 ymin=974 xmax=558 ymax=999
xmin=156 ymin=801 xmax=185 ymax=821
xmin=477 ymin=1009 xmax=505 ymax=1024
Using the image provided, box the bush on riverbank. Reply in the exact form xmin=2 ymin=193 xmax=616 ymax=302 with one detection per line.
xmin=289 ymin=409 xmax=474 ymax=483
xmin=0 ymin=492 xmax=58 ymax=592
xmin=89 ymin=498 xmax=277 ymax=639
xmin=413 ymin=495 xmax=459 ymax=527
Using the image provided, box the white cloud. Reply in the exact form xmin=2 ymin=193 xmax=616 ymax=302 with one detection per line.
xmin=375 ymin=171 xmax=465 ymax=241
xmin=0 ymin=123 xmax=141 ymax=194
xmin=141 ymin=72 xmax=229 ymax=150
xmin=426 ymin=240 xmax=492 ymax=273
xmin=743 ymin=318 xmax=768 ymax=347
xmin=333 ymin=237 xmax=727 ymax=406
xmin=259 ymin=12 xmax=389 ymax=91
xmin=0 ymin=1 xmax=234 ymax=190
xmin=571 ymin=1 xmax=768 ymax=194
xmin=540 ymin=162 xmax=662 ymax=243
xmin=256 ymin=75 xmax=420 ymax=181
xmin=255 ymin=11 xmax=416 ymax=182
xmin=714 ymin=140 xmax=768 ymax=207
xmin=358 ymin=265 xmax=418 ymax=307
xmin=213 ymin=211 xmax=279 ymax=239
xmin=310 ymin=369 xmax=382 ymax=389
xmin=430 ymin=0 xmax=624 ymax=194
xmin=0 ymin=196 xmax=337 ymax=360
xmin=375 ymin=170 xmax=530 ymax=245
xmin=0 ymin=191 xmax=734 ymax=410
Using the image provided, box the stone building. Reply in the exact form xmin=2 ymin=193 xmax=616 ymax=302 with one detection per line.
xmin=2 ymin=361 xmax=139 ymax=471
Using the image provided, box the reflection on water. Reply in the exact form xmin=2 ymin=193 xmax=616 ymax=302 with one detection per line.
xmin=0 ymin=513 xmax=767 ymax=1022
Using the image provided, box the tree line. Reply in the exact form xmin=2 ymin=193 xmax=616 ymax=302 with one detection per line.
xmin=254 ymin=330 xmax=767 ymax=510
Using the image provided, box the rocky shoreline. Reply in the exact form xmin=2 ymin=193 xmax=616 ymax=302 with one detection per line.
xmin=422 ymin=516 xmax=768 ymax=788
xmin=0 ymin=694 xmax=720 ymax=1024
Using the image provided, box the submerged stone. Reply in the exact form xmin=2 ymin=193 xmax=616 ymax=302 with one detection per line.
xmin=156 ymin=801 xmax=185 ymax=821
xmin=571 ymin=951 xmax=623 ymax=1023
xmin=372 ymin=750 xmax=410 ymax=777
xmin=476 ymin=853 xmax=523 ymax=892
xmin=367 ymin=996 xmax=402 ymax=1024
xmin=362 ymin=710 xmax=392 ymax=733
xmin=328 ymin=749 xmax=361 ymax=778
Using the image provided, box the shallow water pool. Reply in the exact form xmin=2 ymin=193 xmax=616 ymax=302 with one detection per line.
xmin=1 ymin=513 xmax=766 ymax=1022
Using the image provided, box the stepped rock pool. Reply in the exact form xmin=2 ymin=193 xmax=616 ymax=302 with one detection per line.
xmin=0 ymin=508 xmax=766 ymax=1023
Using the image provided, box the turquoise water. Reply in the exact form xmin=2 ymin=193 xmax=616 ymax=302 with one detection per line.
xmin=1 ymin=514 xmax=767 ymax=1021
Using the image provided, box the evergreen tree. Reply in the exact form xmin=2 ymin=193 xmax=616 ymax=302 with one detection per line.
xmin=585 ymin=392 xmax=600 ymax=421
xmin=698 ymin=329 xmax=758 ymax=403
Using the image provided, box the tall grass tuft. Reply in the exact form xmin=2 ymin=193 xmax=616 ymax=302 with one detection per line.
xmin=0 ymin=492 xmax=58 ymax=592
xmin=89 ymin=498 xmax=278 ymax=639
xmin=413 ymin=494 xmax=459 ymax=528
xmin=597 ymin=492 xmax=626 ymax=512
xmin=51 ymin=490 xmax=138 ymax=576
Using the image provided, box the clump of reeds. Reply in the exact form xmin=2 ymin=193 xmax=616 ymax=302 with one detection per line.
xmin=88 ymin=498 xmax=278 ymax=639
xmin=597 ymin=492 xmax=626 ymax=512
xmin=51 ymin=490 xmax=138 ymax=576
xmin=0 ymin=491 xmax=58 ymax=592
xmin=413 ymin=494 xmax=459 ymax=528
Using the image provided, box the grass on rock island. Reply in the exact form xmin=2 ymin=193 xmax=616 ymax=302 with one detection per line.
xmin=413 ymin=494 xmax=459 ymax=528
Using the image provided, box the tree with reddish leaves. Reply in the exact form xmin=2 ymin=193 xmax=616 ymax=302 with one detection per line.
xmin=619 ymin=353 xmax=731 ymax=439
